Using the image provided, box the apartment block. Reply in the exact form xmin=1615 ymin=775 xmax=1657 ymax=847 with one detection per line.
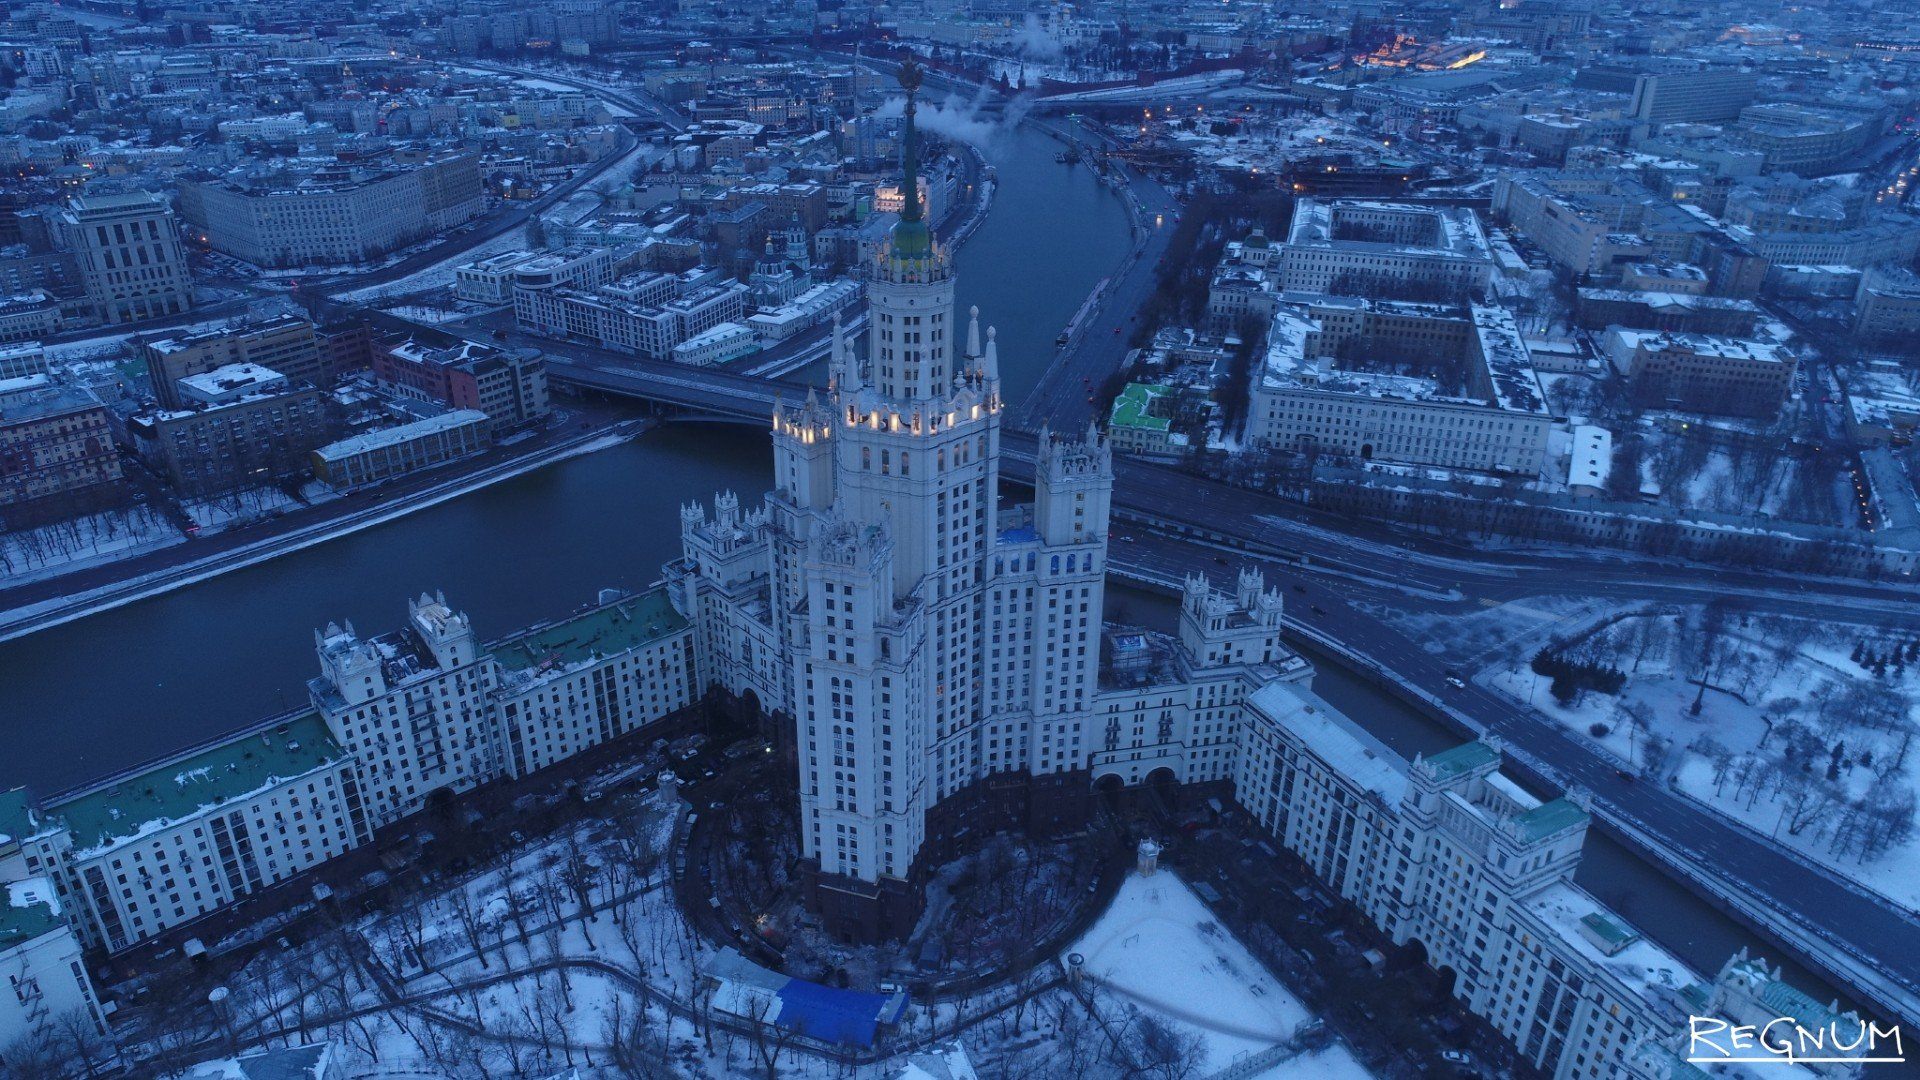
xmin=141 ymin=314 xmax=327 ymax=409
xmin=0 ymin=379 xmax=122 ymax=506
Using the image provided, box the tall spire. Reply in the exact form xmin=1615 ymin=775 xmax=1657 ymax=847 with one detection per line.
xmin=898 ymin=57 xmax=925 ymax=226
xmin=965 ymin=305 xmax=981 ymax=359
xmin=885 ymin=57 xmax=934 ymax=263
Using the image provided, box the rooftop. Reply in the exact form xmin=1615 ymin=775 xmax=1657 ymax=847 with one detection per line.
xmin=1513 ymin=797 xmax=1590 ymax=842
xmin=50 ymin=713 xmax=346 ymax=856
xmin=1108 ymin=383 xmax=1172 ymax=433
xmin=0 ymin=877 xmax=63 ymax=951
xmin=1422 ymin=740 xmax=1499 ymax=780
xmin=313 ymin=410 xmax=490 ymax=463
xmin=0 ymin=381 xmax=104 ymax=425
xmin=494 ymin=588 xmax=688 ymax=674
xmin=1247 ymin=681 xmax=1408 ymax=807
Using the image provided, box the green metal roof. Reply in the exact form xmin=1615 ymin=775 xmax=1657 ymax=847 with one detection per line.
xmin=1108 ymin=383 xmax=1172 ymax=432
xmin=1423 ymin=740 xmax=1498 ymax=779
xmin=1579 ymin=911 xmax=1638 ymax=948
xmin=494 ymin=589 xmax=687 ymax=672
xmin=51 ymin=714 xmax=346 ymax=855
xmin=1757 ymin=971 xmax=1845 ymax=1033
xmin=1514 ymin=797 xmax=1590 ymax=841
xmin=0 ymin=883 xmax=63 ymax=950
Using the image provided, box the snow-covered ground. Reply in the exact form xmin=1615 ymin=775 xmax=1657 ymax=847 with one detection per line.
xmin=180 ymin=487 xmax=308 ymax=535
xmin=1066 ymin=870 xmax=1371 ymax=1078
xmin=1481 ymin=610 xmax=1920 ymax=909
xmin=0 ymin=506 xmax=183 ymax=584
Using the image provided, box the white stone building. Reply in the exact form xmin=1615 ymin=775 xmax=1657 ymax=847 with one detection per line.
xmin=1273 ymin=199 xmax=1495 ymax=298
xmin=1233 ymin=681 xmax=1866 ymax=1080
xmin=490 ymin=591 xmax=696 ymax=778
xmin=0 ymin=791 xmax=108 ymax=1055
xmin=309 ymin=595 xmax=500 ymax=827
xmin=666 ymin=69 xmax=1311 ymax=940
xmin=21 ymin=715 xmax=369 ymax=954
xmin=57 ymin=191 xmax=195 ymax=325
xmin=1247 ymin=301 xmax=1554 ymax=476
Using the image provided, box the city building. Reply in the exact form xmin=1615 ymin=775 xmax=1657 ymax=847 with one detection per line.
xmin=1232 ymin=681 xmax=1868 ymax=1080
xmin=1627 ymin=64 xmax=1758 ymax=125
xmin=0 ymin=378 xmax=121 ymax=507
xmin=0 ymin=342 xmax=48 ymax=381
xmin=1105 ymin=382 xmax=1181 ymax=457
xmin=18 ymin=715 xmax=370 ymax=954
xmin=375 ymin=338 xmax=550 ymax=427
xmin=56 ymin=191 xmax=195 ymax=325
xmin=179 ymin=153 xmax=486 ymax=267
xmin=1574 ymin=289 xmax=1762 ymax=336
xmin=1246 ymin=299 xmax=1553 ymax=476
xmin=310 ymin=409 xmax=492 ymax=490
xmin=454 ymin=246 xmax=626 ymax=305
xmin=1271 ymin=199 xmax=1494 ymax=300
xmin=490 ymin=589 xmax=696 ymax=778
xmin=141 ymin=315 xmax=327 ymax=409
xmin=516 ymin=269 xmax=750 ymax=361
xmin=1601 ymin=328 xmax=1797 ymax=418
xmin=0 ymin=291 xmax=61 ymax=343
xmin=672 ymin=322 xmax=760 ymax=367
xmin=0 ymin=790 xmax=109 ymax=1055
xmin=124 ymin=375 xmax=329 ymax=497
xmin=665 ymin=72 xmax=1308 ymax=941
xmin=1854 ymin=266 xmax=1920 ymax=344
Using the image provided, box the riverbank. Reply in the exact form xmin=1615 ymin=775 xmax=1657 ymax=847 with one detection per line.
xmin=0 ymin=417 xmax=646 ymax=645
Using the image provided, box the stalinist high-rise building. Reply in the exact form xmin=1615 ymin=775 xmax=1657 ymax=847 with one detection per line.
xmin=668 ymin=59 xmax=1300 ymax=939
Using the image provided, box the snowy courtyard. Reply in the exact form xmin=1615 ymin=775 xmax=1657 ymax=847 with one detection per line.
xmin=1066 ymin=870 xmax=1373 ymax=1079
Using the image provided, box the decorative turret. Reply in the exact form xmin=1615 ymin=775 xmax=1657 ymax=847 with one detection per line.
xmin=314 ymin=618 xmax=386 ymax=706
xmin=1033 ymin=422 xmax=1113 ymax=545
xmin=409 ymin=590 xmax=476 ymax=669
xmin=774 ymin=388 xmax=836 ymax=510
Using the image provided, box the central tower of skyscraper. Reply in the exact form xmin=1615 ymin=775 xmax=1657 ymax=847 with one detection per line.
xmin=669 ymin=60 xmax=1298 ymax=941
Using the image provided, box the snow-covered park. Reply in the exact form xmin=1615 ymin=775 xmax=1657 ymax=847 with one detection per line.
xmin=1482 ymin=606 xmax=1920 ymax=908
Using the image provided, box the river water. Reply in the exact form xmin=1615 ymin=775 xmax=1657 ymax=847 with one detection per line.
xmin=0 ymin=117 xmax=1851 ymax=1008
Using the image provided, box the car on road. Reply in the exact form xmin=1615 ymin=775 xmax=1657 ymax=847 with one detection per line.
xmin=1440 ymin=1050 xmax=1472 ymax=1066
xmin=1310 ymin=605 xmax=1326 ymax=615
xmin=1445 ymin=674 xmax=1466 ymax=690
xmin=1615 ymin=769 xmax=1636 ymax=782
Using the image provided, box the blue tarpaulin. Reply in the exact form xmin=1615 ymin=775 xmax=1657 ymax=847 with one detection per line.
xmin=774 ymin=980 xmax=897 ymax=1046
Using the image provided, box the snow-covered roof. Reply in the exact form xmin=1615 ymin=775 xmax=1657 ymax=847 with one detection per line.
xmin=1245 ymin=681 xmax=1408 ymax=806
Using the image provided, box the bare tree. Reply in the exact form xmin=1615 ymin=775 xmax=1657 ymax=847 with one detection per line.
xmin=1132 ymin=1012 xmax=1208 ymax=1080
xmin=52 ymin=1007 xmax=116 ymax=1076
xmin=448 ymin=886 xmax=498 ymax=969
xmin=742 ymin=991 xmax=800 ymax=1080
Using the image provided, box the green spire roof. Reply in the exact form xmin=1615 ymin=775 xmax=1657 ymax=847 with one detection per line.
xmin=888 ymin=58 xmax=933 ymax=262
